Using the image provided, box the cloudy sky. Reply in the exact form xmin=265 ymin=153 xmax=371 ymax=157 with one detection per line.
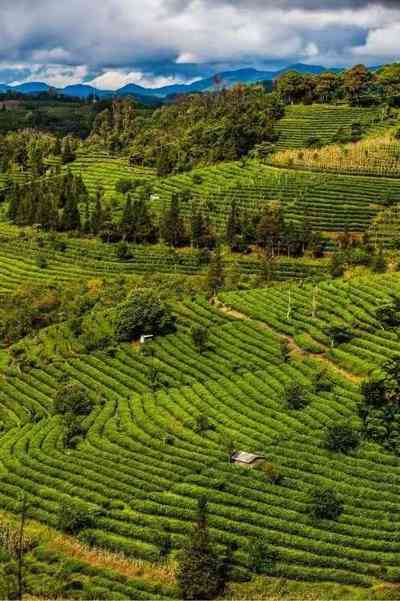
xmin=1 ymin=0 xmax=400 ymax=89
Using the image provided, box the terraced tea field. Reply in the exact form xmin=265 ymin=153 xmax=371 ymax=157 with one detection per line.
xmin=275 ymin=105 xmax=385 ymax=151
xmin=64 ymin=154 xmax=400 ymax=235
xmin=2 ymin=273 xmax=400 ymax=590
xmin=0 ymin=225 xmax=328 ymax=293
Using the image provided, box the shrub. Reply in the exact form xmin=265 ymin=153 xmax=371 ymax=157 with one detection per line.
xmin=325 ymin=324 xmax=354 ymax=347
xmin=36 ymin=255 xmax=48 ymax=269
xmin=115 ymin=289 xmax=176 ymax=342
xmin=191 ymin=326 xmax=209 ymax=353
xmin=309 ymin=488 xmax=343 ymax=520
xmin=258 ymin=462 xmax=282 ymax=484
xmin=58 ymin=500 xmax=96 ymax=534
xmin=115 ymin=179 xmax=135 ymax=194
xmin=371 ymin=249 xmax=387 ymax=274
xmin=115 ymin=241 xmax=132 ymax=260
xmin=284 ymin=383 xmax=309 ymax=410
xmin=324 ymin=423 xmax=360 ymax=454
xmin=54 ymin=382 xmax=93 ymax=416
xmin=247 ymin=537 xmax=278 ymax=574
xmin=280 ymin=340 xmax=290 ymax=363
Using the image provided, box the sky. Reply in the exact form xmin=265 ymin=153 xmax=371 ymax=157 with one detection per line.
xmin=1 ymin=0 xmax=400 ymax=89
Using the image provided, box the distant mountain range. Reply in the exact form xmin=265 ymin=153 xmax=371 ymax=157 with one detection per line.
xmin=0 ymin=63 xmax=342 ymax=101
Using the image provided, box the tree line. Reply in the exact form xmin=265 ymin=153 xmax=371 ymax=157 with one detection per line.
xmin=275 ymin=63 xmax=400 ymax=107
xmin=6 ymin=179 xmax=327 ymax=260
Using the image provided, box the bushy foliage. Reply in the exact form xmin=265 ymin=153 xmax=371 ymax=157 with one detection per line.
xmin=92 ymin=89 xmax=283 ymax=174
xmin=176 ymin=497 xmax=226 ymax=600
xmin=58 ymin=499 xmax=97 ymax=535
xmin=114 ymin=289 xmax=176 ymax=342
xmin=191 ymin=326 xmax=209 ymax=353
xmin=309 ymin=488 xmax=343 ymax=521
xmin=54 ymin=381 xmax=93 ymax=416
xmin=324 ymin=423 xmax=360 ymax=454
xmin=284 ymin=382 xmax=310 ymax=410
xmin=247 ymin=537 xmax=278 ymax=574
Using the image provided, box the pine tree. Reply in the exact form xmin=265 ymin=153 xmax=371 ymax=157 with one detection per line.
xmin=160 ymin=194 xmax=185 ymax=247
xmin=120 ymin=195 xmax=134 ymax=240
xmin=35 ymin=193 xmax=59 ymax=230
xmin=61 ymin=137 xmax=75 ymax=164
xmin=60 ymin=195 xmax=81 ymax=231
xmin=207 ymin=246 xmax=225 ymax=295
xmin=7 ymin=184 xmax=20 ymax=222
xmin=226 ymin=200 xmax=240 ymax=250
xmin=176 ymin=497 xmax=225 ymax=600
xmin=91 ymin=190 xmax=104 ymax=234
xmin=191 ymin=207 xmax=205 ymax=248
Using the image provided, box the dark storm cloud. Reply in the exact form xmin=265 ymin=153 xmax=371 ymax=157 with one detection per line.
xmin=0 ymin=0 xmax=400 ymax=88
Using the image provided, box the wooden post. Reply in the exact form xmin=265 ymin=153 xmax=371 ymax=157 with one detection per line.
xmin=312 ymin=286 xmax=319 ymax=319
xmin=17 ymin=494 xmax=28 ymax=601
xmin=287 ymin=289 xmax=292 ymax=320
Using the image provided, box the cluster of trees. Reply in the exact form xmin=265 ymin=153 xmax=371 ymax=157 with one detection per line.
xmin=275 ymin=63 xmax=400 ymax=107
xmin=91 ymin=88 xmax=283 ymax=174
xmin=360 ymin=358 xmax=400 ymax=454
xmin=90 ymin=99 xmax=149 ymax=153
xmin=329 ymin=231 xmax=387 ymax=277
xmin=226 ymin=199 xmax=326 ymax=258
xmin=0 ymin=129 xmax=77 ymax=177
xmin=7 ymin=171 xmax=87 ymax=231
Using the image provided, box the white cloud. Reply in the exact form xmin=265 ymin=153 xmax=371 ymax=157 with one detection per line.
xmin=88 ymin=69 xmax=190 ymax=90
xmin=353 ymin=22 xmax=400 ymax=57
xmin=10 ymin=64 xmax=88 ymax=88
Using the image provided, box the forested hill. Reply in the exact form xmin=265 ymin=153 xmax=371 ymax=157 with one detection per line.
xmin=89 ymin=86 xmax=284 ymax=174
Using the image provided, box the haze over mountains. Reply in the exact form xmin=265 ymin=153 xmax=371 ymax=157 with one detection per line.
xmin=0 ymin=63 xmax=339 ymax=101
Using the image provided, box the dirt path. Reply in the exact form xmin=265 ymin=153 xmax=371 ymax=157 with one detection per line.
xmin=216 ymin=300 xmax=362 ymax=384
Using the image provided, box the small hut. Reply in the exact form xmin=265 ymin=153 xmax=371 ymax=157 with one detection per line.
xmin=230 ymin=451 xmax=265 ymax=468
xmin=140 ymin=334 xmax=154 ymax=345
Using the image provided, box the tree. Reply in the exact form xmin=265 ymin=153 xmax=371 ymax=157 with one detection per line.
xmin=61 ymin=137 xmax=76 ymax=164
xmin=325 ymin=324 xmax=354 ymax=347
xmin=207 ymin=247 xmax=225 ymax=295
xmin=256 ymin=202 xmax=285 ymax=256
xmin=284 ymin=383 xmax=309 ymax=410
xmin=309 ymin=487 xmax=343 ymax=520
xmin=176 ymin=497 xmax=225 ymax=600
xmin=371 ymin=248 xmax=387 ymax=273
xmin=343 ymin=64 xmax=374 ymax=105
xmin=330 ymin=252 xmax=346 ymax=278
xmin=324 ymin=423 xmax=360 ymax=454
xmin=115 ymin=241 xmax=132 ymax=260
xmin=60 ymin=194 xmax=81 ymax=231
xmin=115 ymin=289 xmax=176 ymax=342
xmin=58 ymin=499 xmax=96 ymax=535
xmin=191 ymin=326 xmax=209 ymax=353
xmin=91 ymin=189 xmax=104 ymax=235
xmin=247 ymin=537 xmax=278 ymax=574
xmin=160 ymin=193 xmax=186 ymax=247
xmin=54 ymin=381 xmax=93 ymax=417
xmin=226 ymin=200 xmax=240 ymax=250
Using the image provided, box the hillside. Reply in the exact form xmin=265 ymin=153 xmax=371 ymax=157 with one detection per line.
xmin=3 ymin=70 xmax=400 ymax=600
xmin=2 ymin=268 xmax=400 ymax=596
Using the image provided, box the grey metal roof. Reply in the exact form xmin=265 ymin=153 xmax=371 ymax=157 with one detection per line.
xmin=231 ymin=451 xmax=264 ymax=464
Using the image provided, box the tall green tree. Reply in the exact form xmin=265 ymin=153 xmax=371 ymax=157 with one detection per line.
xmin=207 ymin=246 xmax=225 ymax=295
xmin=160 ymin=193 xmax=186 ymax=247
xmin=176 ymin=497 xmax=225 ymax=600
